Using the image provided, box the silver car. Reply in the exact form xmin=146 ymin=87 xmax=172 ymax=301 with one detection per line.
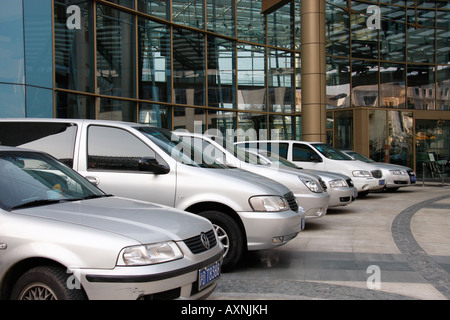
xmin=252 ymin=150 xmax=358 ymax=207
xmin=175 ymin=132 xmax=329 ymax=220
xmin=342 ymin=150 xmax=416 ymax=191
xmin=0 ymin=147 xmax=222 ymax=300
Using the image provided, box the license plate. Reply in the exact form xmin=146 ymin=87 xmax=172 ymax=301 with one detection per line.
xmin=379 ymin=180 xmax=385 ymax=185
xmin=198 ymin=261 xmax=221 ymax=291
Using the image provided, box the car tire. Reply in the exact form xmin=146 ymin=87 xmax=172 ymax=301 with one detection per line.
xmin=11 ymin=265 xmax=87 ymax=300
xmin=199 ymin=210 xmax=244 ymax=272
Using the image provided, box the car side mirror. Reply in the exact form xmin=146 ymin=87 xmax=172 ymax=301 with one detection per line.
xmin=310 ymin=154 xmax=323 ymax=162
xmin=139 ymin=157 xmax=170 ymax=174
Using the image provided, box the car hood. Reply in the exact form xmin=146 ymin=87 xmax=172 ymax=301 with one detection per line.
xmin=15 ymin=196 xmax=212 ymax=244
xmin=374 ymin=162 xmax=413 ymax=171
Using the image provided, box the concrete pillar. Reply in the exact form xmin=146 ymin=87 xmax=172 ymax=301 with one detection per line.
xmin=301 ymin=0 xmax=327 ymax=142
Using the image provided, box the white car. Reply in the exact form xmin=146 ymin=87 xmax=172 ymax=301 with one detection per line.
xmin=0 ymin=146 xmax=223 ymax=300
xmin=342 ymin=150 xmax=416 ymax=191
xmin=236 ymin=140 xmax=386 ymax=197
xmin=175 ymin=132 xmax=330 ymax=220
xmin=251 ymin=150 xmax=358 ymax=207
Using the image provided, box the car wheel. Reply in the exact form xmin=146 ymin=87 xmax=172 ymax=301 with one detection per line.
xmin=199 ymin=211 xmax=244 ymax=272
xmin=11 ymin=265 xmax=86 ymax=300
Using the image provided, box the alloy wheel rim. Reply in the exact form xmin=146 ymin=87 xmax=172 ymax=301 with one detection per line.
xmin=18 ymin=283 xmax=57 ymax=300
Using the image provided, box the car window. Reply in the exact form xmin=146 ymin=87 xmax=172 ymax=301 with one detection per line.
xmin=313 ymin=143 xmax=353 ymax=160
xmin=87 ymin=125 xmax=159 ymax=172
xmin=242 ymin=142 xmax=289 ymax=159
xmin=0 ymin=122 xmax=77 ymax=167
xmin=0 ymin=150 xmax=104 ymax=211
xmin=292 ymin=143 xmax=317 ymax=162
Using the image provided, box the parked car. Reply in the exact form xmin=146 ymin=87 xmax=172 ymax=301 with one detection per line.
xmin=0 ymin=146 xmax=223 ymax=300
xmin=249 ymin=149 xmax=357 ymax=207
xmin=0 ymin=119 xmax=304 ymax=271
xmin=174 ymin=132 xmax=329 ymax=220
xmin=341 ymin=150 xmax=416 ymax=191
xmin=236 ymin=140 xmax=385 ymax=197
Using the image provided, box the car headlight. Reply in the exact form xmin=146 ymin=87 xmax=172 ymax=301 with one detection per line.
xmin=352 ymin=170 xmax=372 ymax=177
xmin=249 ymin=196 xmax=289 ymax=212
xmin=329 ymin=179 xmax=347 ymax=188
xmin=118 ymin=241 xmax=183 ymax=266
xmin=389 ymin=169 xmax=405 ymax=175
xmin=299 ymin=177 xmax=323 ymax=193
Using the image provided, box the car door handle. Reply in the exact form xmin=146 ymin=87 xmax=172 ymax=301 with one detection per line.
xmin=85 ymin=176 xmax=100 ymax=186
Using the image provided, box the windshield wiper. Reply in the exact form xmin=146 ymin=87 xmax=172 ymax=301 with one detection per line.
xmin=11 ymin=199 xmax=61 ymax=210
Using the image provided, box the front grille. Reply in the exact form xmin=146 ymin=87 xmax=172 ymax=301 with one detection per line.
xmin=284 ymin=192 xmax=299 ymax=212
xmin=184 ymin=229 xmax=217 ymax=254
xmin=346 ymin=178 xmax=354 ymax=187
xmin=371 ymin=170 xmax=383 ymax=178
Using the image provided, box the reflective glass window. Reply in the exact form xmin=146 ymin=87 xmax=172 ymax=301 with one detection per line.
xmin=97 ymin=97 xmax=136 ymax=122
xmin=138 ymin=18 xmax=171 ymax=103
xmin=0 ymin=0 xmax=24 ymax=84
xmin=437 ymin=66 xmax=450 ymax=111
xmin=350 ymin=2 xmax=379 ymax=60
xmin=173 ymin=106 xmax=206 ymax=131
xmin=56 ymin=91 xmax=95 ymax=119
xmin=407 ymin=65 xmax=435 ymax=110
xmin=380 ymin=63 xmax=406 ymax=108
xmin=236 ymin=0 xmax=266 ymax=44
xmin=26 ymin=87 xmax=53 ymax=118
xmin=436 ymin=29 xmax=450 ymax=65
xmin=104 ymin=0 xmax=134 ymax=9
xmin=207 ymin=36 xmax=236 ymax=109
xmin=237 ymin=44 xmax=266 ymax=111
xmin=326 ymin=3 xmax=350 ymax=57
xmin=55 ymin=0 xmax=94 ymax=92
xmin=388 ymin=111 xmax=413 ymax=168
xmin=138 ymin=0 xmax=169 ymax=20
xmin=237 ymin=113 xmax=267 ymax=139
xmin=407 ymin=25 xmax=435 ymax=63
xmin=269 ymin=115 xmax=295 ymax=140
xmin=0 ymin=84 xmax=25 ymax=117
xmin=207 ymin=110 xmax=237 ymax=138
xmin=326 ymin=58 xmax=351 ymax=109
xmin=380 ymin=20 xmax=406 ymax=62
xmin=436 ymin=10 xmax=450 ymax=29
xmin=268 ymin=49 xmax=294 ymax=113
xmin=352 ymin=60 xmax=379 ymax=107
xmin=334 ymin=110 xmax=353 ymax=150
xmin=97 ymin=4 xmax=136 ymax=98
xmin=139 ymin=103 xmax=172 ymax=129
xmin=172 ymin=0 xmax=204 ymax=29
xmin=172 ymin=28 xmax=206 ymax=106
xmin=369 ymin=110 xmax=386 ymax=162
xmin=206 ymin=0 xmax=235 ymax=38
xmin=24 ymin=0 xmax=52 ymax=89
xmin=267 ymin=2 xmax=293 ymax=49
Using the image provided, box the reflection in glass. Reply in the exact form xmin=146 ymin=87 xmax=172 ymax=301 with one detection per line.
xmin=350 ymin=2 xmax=379 ymax=60
xmin=326 ymin=3 xmax=350 ymax=57
xmin=407 ymin=65 xmax=435 ymax=110
xmin=207 ymin=110 xmax=237 ymax=138
xmin=267 ymin=2 xmax=293 ymax=49
xmin=172 ymin=0 xmax=204 ymax=29
xmin=236 ymin=0 xmax=266 ymax=44
xmin=388 ymin=111 xmax=413 ymax=168
xmin=56 ymin=91 xmax=95 ymax=119
xmin=207 ymin=36 xmax=235 ymax=109
xmin=138 ymin=18 xmax=171 ymax=103
xmin=334 ymin=110 xmax=353 ymax=150
xmin=237 ymin=44 xmax=266 ymax=111
xmin=206 ymin=0 xmax=235 ymax=37
xmin=172 ymin=28 xmax=205 ymax=106
xmin=369 ymin=110 xmax=386 ymax=162
xmin=0 ymin=1 xmax=24 ymax=84
xmin=437 ymin=66 xmax=450 ymax=111
xmin=407 ymin=25 xmax=435 ymax=64
xmin=380 ymin=63 xmax=406 ymax=108
xmin=138 ymin=0 xmax=168 ymax=20
xmin=352 ymin=60 xmax=379 ymax=107
xmin=26 ymin=87 xmax=53 ymax=118
xmin=97 ymin=97 xmax=136 ymax=122
xmin=326 ymin=58 xmax=350 ymax=109
xmin=97 ymin=5 xmax=135 ymax=98
xmin=269 ymin=115 xmax=295 ymax=140
xmin=55 ymin=0 xmax=93 ymax=92
xmin=0 ymin=84 xmax=25 ymax=117
xmin=173 ymin=106 xmax=206 ymax=132
xmin=436 ymin=29 xmax=450 ymax=65
xmin=238 ymin=113 xmax=267 ymax=140
xmin=380 ymin=20 xmax=406 ymax=62
xmin=139 ymin=103 xmax=171 ymax=130
xmin=269 ymin=49 xmax=294 ymax=113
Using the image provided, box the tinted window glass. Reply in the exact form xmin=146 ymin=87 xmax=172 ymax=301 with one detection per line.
xmin=0 ymin=122 xmax=77 ymax=167
xmin=87 ymin=125 xmax=157 ymax=171
xmin=292 ymin=144 xmax=317 ymax=162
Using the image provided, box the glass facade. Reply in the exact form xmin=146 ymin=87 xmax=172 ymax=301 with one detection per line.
xmin=0 ymin=0 xmax=449 ymax=171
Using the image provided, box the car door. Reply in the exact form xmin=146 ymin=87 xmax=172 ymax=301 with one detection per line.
xmin=291 ymin=143 xmax=326 ymax=171
xmin=76 ymin=124 xmax=176 ymax=207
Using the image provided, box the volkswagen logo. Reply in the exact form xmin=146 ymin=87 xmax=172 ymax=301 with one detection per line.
xmin=200 ymin=232 xmax=211 ymax=250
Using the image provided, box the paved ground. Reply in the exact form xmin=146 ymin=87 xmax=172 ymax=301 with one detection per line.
xmin=209 ymin=184 xmax=450 ymax=300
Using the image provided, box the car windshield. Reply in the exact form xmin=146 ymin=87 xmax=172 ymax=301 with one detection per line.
xmin=345 ymin=151 xmax=374 ymax=163
xmin=312 ymin=144 xmax=354 ymax=160
xmin=257 ymin=151 xmax=302 ymax=169
xmin=136 ymin=127 xmax=228 ymax=169
xmin=0 ymin=150 xmax=106 ymax=211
